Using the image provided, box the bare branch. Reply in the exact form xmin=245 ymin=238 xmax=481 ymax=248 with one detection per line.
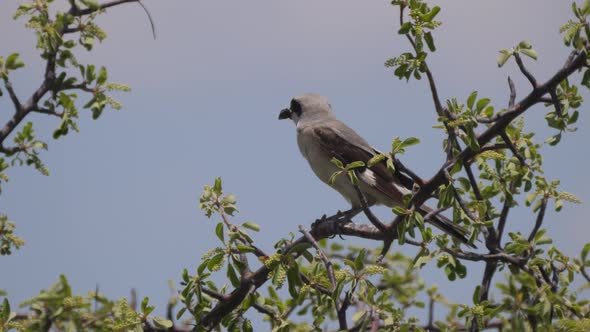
xmin=508 ymin=76 xmax=516 ymax=108
xmin=496 ymin=187 xmax=513 ymax=247
xmin=32 ymin=107 xmax=64 ymax=118
xmin=352 ymin=182 xmax=387 ymax=232
xmin=527 ymin=195 xmax=548 ymax=243
xmin=549 ymin=89 xmax=563 ymax=117
xmin=393 ymin=157 xmax=426 ymax=186
xmin=3 ymin=78 xmax=23 ymax=112
xmin=514 ymin=53 xmax=537 ymax=88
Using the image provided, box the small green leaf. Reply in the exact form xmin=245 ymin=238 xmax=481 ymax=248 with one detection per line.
xmin=5 ymin=53 xmax=24 ymax=70
xmin=422 ymin=6 xmax=441 ymax=22
xmin=348 ymin=170 xmax=359 ymax=185
xmin=386 ymin=157 xmax=395 ymax=173
xmin=236 ymin=245 xmax=255 ymax=253
xmin=152 ymin=317 xmax=173 ymax=329
xmin=398 ymin=22 xmax=412 ymax=34
xmin=472 ymin=285 xmax=481 ymax=304
xmin=424 ymin=31 xmax=436 ymax=52
xmin=215 ymin=222 xmax=224 ymax=242
xmin=367 ymin=154 xmax=386 ymax=167
xmin=328 ymin=171 xmax=342 ymax=186
xmin=346 ymin=161 xmax=365 ymax=169
xmin=330 ymin=157 xmax=344 ymax=169
xmin=518 ymin=40 xmax=533 ymax=49
xmin=213 ymin=177 xmax=222 ymax=194
xmin=467 ymin=91 xmax=478 ymax=109
xmin=497 ymin=50 xmax=512 ymax=67
xmin=96 ymin=66 xmax=107 ymax=85
xmin=581 ymin=243 xmax=590 ymax=262
xmin=520 ymin=48 xmax=538 ymax=60
xmin=475 ymin=98 xmax=490 ymax=113
xmin=402 ymin=137 xmax=421 ymax=147
xmin=242 ymin=221 xmax=260 ymax=232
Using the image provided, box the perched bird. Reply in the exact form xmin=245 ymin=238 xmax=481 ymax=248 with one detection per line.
xmin=279 ymin=93 xmax=471 ymax=245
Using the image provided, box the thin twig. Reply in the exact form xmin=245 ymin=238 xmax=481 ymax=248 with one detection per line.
xmin=352 ymin=182 xmax=387 ymax=232
xmin=500 ymin=131 xmax=526 ymax=166
xmin=496 ymin=187 xmax=513 ymax=247
xmin=3 ymin=79 xmax=23 ymax=112
xmin=32 ymin=107 xmax=64 ymax=118
xmin=393 ymin=157 xmax=425 ymax=186
xmin=514 ymin=53 xmax=537 ymax=88
xmin=527 ymin=195 xmax=548 ymax=243
xmin=549 ymin=89 xmax=563 ymax=117
xmin=508 ymin=76 xmax=516 ymax=108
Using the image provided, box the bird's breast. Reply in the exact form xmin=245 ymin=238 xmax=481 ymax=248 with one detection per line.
xmin=296 ymin=128 xmax=338 ymax=184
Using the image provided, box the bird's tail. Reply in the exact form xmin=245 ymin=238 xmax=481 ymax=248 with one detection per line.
xmin=418 ymin=205 xmax=475 ymax=248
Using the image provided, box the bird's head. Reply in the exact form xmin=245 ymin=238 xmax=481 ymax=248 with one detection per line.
xmin=279 ymin=93 xmax=334 ymax=125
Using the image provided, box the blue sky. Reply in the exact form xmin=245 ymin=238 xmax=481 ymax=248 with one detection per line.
xmin=1 ymin=0 xmax=588 ymax=328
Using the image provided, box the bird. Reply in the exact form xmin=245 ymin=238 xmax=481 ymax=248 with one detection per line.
xmin=278 ymin=93 xmax=472 ymax=246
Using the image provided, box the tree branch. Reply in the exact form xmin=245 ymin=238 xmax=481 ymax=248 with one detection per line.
xmin=514 ymin=53 xmax=537 ymax=88
xmin=411 ymin=49 xmax=587 ymax=211
xmin=3 ymin=78 xmax=23 ymax=112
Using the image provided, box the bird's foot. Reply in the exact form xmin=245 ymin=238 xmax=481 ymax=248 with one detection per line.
xmin=311 ymin=209 xmax=358 ymax=239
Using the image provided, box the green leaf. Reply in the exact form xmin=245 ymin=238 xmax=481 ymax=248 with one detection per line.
xmin=346 ymin=161 xmax=365 ymax=169
xmin=475 ymin=98 xmax=490 ymax=113
xmin=236 ymin=245 xmax=255 ymax=253
xmin=242 ymin=221 xmax=260 ymax=232
xmin=392 ymin=206 xmax=408 ymax=215
xmin=213 ymin=177 xmax=222 ymax=194
xmin=386 ymin=157 xmax=395 ymax=173
xmin=328 ymin=171 xmax=342 ymax=186
xmin=212 ymin=223 xmax=223 ymax=245
xmin=520 ymin=48 xmax=538 ymax=60
xmin=367 ymin=154 xmax=386 ymax=167
xmin=398 ymin=22 xmax=412 ymax=34
xmin=582 ymin=243 xmax=590 ymax=262
xmin=1 ymin=298 xmax=10 ymax=321
xmin=5 ymin=53 xmax=24 ymax=70
xmin=518 ymin=40 xmax=533 ymax=49
xmin=422 ymin=6 xmax=441 ymax=22
xmin=354 ymin=248 xmax=366 ymax=271
xmin=330 ymin=157 xmax=344 ymax=169
xmin=152 ymin=317 xmax=173 ymax=329
xmin=96 ymin=66 xmax=107 ymax=85
xmin=473 ymin=285 xmax=481 ymax=304
xmin=582 ymin=69 xmax=590 ymax=89
xmin=497 ymin=50 xmax=512 ymax=67
xmin=207 ymin=253 xmax=225 ymax=272
xmin=467 ymin=91 xmax=478 ymax=109
xmin=141 ymin=297 xmax=154 ymax=316
xmin=402 ymin=137 xmax=421 ymax=147
xmin=424 ymin=31 xmax=436 ymax=52
xmin=348 ymin=170 xmax=359 ymax=185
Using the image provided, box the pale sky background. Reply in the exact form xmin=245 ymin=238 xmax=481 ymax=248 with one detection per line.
xmin=1 ymin=0 xmax=589 ymax=328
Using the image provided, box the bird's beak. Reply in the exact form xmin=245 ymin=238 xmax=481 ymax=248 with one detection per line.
xmin=278 ymin=108 xmax=292 ymax=120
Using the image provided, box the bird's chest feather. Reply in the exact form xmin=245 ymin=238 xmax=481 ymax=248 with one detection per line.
xmin=296 ymin=128 xmax=338 ymax=183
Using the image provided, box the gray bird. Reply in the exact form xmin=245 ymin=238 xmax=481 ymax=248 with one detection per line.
xmin=279 ymin=93 xmax=471 ymax=245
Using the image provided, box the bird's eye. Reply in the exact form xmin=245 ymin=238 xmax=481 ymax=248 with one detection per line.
xmin=290 ymin=99 xmax=302 ymax=116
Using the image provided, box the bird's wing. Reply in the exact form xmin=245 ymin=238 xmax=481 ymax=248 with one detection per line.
xmin=311 ymin=124 xmax=406 ymax=200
